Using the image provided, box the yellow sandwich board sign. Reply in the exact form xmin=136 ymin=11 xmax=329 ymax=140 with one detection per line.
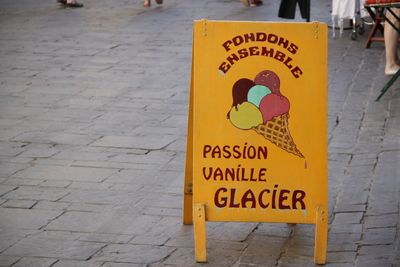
xmin=183 ymin=20 xmax=328 ymax=264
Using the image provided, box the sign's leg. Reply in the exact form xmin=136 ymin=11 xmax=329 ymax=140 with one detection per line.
xmin=314 ymin=206 xmax=328 ymax=264
xmin=182 ymin=118 xmax=193 ymax=225
xmin=183 ymin=62 xmax=194 ymax=225
xmin=182 ymin=123 xmax=193 ymax=225
xmin=193 ymin=203 xmax=207 ymax=262
xmin=182 ymin=179 xmax=193 ymax=224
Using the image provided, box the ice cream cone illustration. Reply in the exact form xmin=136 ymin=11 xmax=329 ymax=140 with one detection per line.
xmin=253 ymin=113 xmax=304 ymax=158
xmin=227 ymin=70 xmax=304 ymax=158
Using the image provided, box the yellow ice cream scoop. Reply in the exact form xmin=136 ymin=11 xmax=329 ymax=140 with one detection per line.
xmin=228 ymin=101 xmax=263 ymax=130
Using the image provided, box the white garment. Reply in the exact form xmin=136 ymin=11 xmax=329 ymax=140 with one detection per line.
xmin=332 ymin=0 xmax=368 ymax=37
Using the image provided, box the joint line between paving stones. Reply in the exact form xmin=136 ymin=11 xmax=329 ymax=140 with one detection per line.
xmin=48 ymin=259 xmax=60 ymax=267
xmin=39 ymin=210 xmax=67 ymax=231
xmin=232 ymin=223 xmax=258 ymax=266
xmin=328 ymin=40 xmax=357 ymax=138
xmin=275 ymin=224 xmax=295 ymax=267
xmin=353 ymin=55 xmax=392 ymax=264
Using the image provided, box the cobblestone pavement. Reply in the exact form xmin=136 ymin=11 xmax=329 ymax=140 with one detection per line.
xmin=0 ymin=0 xmax=399 ymax=266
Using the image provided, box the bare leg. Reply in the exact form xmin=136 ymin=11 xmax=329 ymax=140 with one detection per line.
xmin=143 ymin=0 xmax=150 ymax=7
xmin=384 ymin=8 xmax=400 ymax=75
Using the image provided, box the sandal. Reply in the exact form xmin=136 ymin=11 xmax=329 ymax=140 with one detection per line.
xmin=241 ymin=0 xmax=262 ymax=6
xmin=143 ymin=0 xmax=150 ymax=7
xmin=241 ymin=0 xmax=250 ymax=6
xmin=251 ymin=0 xmax=263 ymax=6
xmin=65 ymin=2 xmax=83 ymax=7
xmin=155 ymin=0 xmax=163 ymax=4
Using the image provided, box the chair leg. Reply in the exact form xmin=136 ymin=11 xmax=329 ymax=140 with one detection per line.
xmin=376 ymin=69 xmax=400 ymax=101
xmin=365 ymin=7 xmax=385 ymax=48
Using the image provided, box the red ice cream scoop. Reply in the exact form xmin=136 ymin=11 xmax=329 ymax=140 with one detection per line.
xmin=259 ymin=93 xmax=290 ymax=123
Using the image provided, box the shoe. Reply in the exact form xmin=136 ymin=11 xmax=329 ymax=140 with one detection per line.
xmin=143 ymin=0 xmax=150 ymax=7
xmin=250 ymin=0 xmax=263 ymax=6
xmin=155 ymin=0 xmax=163 ymax=4
xmin=57 ymin=0 xmax=67 ymax=4
xmin=241 ymin=0 xmax=263 ymax=7
xmin=65 ymin=2 xmax=83 ymax=7
xmin=241 ymin=0 xmax=250 ymax=6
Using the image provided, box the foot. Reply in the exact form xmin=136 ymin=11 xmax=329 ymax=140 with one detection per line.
xmin=143 ymin=0 xmax=150 ymax=7
xmin=57 ymin=0 xmax=67 ymax=5
xmin=241 ymin=0 xmax=250 ymax=6
xmin=155 ymin=0 xmax=163 ymax=4
xmin=250 ymin=0 xmax=263 ymax=6
xmin=385 ymin=64 xmax=400 ymax=75
xmin=65 ymin=1 xmax=83 ymax=7
xmin=241 ymin=0 xmax=262 ymax=7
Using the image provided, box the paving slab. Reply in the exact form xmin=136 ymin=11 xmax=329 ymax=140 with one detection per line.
xmin=2 ymin=236 xmax=104 ymax=261
xmin=0 ymin=208 xmax=62 ymax=230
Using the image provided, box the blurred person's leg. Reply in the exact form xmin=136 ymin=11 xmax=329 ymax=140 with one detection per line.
xmin=384 ymin=8 xmax=400 ymax=75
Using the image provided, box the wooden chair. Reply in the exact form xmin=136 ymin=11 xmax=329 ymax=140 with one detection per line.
xmin=364 ymin=6 xmax=385 ymax=48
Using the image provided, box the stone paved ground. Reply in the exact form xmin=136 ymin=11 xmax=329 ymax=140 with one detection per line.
xmin=0 ymin=0 xmax=399 ymax=266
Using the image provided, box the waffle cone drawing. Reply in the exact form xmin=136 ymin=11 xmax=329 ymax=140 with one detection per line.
xmin=253 ymin=113 xmax=304 ymax=158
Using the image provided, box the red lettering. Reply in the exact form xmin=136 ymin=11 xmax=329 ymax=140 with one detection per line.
xmin=258 ymin=189 xmax=270 ymax=208
xmin=219 ymin=61 xmax=230 ymax=74
xmin=249 ymin=46 xmax=260 ymax=56
xmin=222 ymin=40 xmax=233 ymax=52
xmin=229 ymin=188 xmax=240 ymax=208
xmin=241 ymin=190 xmax=256 ymax=208
xmin=215 ymin=187 xmax=228 ymax=208
xmin=274 ymin=51 xmax=285 ymax=62
xmin=279 ymin=189 xmax=291 ymax=209
xmin=292 ymin=190 xmax=306 ymax=209
xmin=291 ymin=66 xmax=303 ymax=78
